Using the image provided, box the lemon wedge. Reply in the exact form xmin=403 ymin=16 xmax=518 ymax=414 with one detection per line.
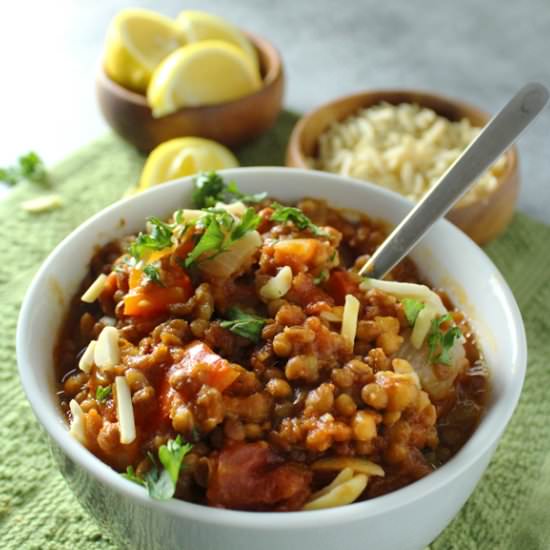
xmin=147 ymin=40 xmax=262 ymax=117
xmin=104 ymin=8 xmax=185 ymax=92
xmin=176 ymin=10 xmax=258 ymax=68
xmin=137 ymin=137 xmax=239 ymax=190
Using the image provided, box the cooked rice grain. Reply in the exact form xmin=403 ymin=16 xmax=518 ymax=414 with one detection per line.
xmin=311 ymin=102 xmax=507 ymax=205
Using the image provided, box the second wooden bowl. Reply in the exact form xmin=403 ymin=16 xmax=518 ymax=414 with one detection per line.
xmin=286 ymin=90 xmax=519 ymax=245
xmin=97 ymin=32 xmax=284 ymax=153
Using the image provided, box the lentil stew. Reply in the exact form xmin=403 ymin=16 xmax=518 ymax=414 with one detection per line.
xmin=56 ymin=172 xmax=488 ymax=511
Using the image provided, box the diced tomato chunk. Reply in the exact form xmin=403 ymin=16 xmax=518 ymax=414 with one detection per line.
xmin=207 ymin=442 xmax=312 ymax=511
xmin=273 ymin=239 xmax=323 ymax=272
xmin=154 ymin=341 xmax=240 ymax=430
xmin=327 ymin=270 xmax=359 ymax=305
xmin=123 ymin=265 xmax=193 ymax=317
xmin=154 ymin=370 xmax=176 ymax=428
xmin=179 ymin=341 xmax=240 ymax=393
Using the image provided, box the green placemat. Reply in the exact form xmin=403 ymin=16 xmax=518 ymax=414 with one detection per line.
xmin=1 ymin=114 xmax=549 ymax=550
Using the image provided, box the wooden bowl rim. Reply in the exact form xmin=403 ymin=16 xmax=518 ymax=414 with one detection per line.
xmin=97 ymin=30 xmax=283 ymax=116
xmin=287 ymin=88 xmax=518 ymax=213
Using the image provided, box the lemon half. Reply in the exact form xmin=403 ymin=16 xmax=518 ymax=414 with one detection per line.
xmin=176 ymin=10 xmax=259 ymax=68
xmin=104 ymin=8 xmax=185 ymax=92
xmin=147 ymin=40 xmax=262 ymax=117
xmin=138 ymin=137 xmax=239 ymax=190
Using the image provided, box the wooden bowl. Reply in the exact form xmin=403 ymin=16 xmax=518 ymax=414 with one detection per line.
xmin=286 ymin=90 xmax=519 ymax=245
xmin=96 ymin=32 xmax=284 ymax=153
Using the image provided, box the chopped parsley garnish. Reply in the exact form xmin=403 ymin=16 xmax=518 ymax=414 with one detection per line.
xmin=314 ymin=270 xmax=329 ymax=285
xmin=129 ymin=217 xmax=174 ymax=260
xmin=95 ymin=385 xmax=112 ymax=402
xmin=270 ymin=203 xmax=328 ymax=237
xmin=228 ymin=206 xmax=261 ymax=240
xmin=143 ymin=263 xmax=163 ymax=285
xmin=427 ymin=313 xmax=462 ymax=365
xmin=402 ymin=298 xmax=425 ymax=326
xmin=226 ymin=180 xmax=267 ymax=205
xmin=159 ymin=437 xmax=192 ymax=488
xmin=220 ymin=307 xmax=267 ymax=342
xmin=184 ymin=207 xmax=260 ymax=267
xmin=192 ymin=171 xmax=224 ymax=207
xmin=122 ymin=436 xmax=193 ymax=500
xmin=126 ymin=174 xmax=267 ymax=269
xmin=192 ymin=172 xmax=266 ymax=208
xmin=122 ymin=465 xmax=145 ymax=486
xmin=184 ymin=215 xmax=226 ymax=266
xmin=0 ymin=151 xmax=48 ymax=186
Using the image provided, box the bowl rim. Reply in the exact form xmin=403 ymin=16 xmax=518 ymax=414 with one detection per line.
xmin=285 ymin=88 xmax=518 ymax=213
xmin=97 ymin=30 xmax=283 ymax=113
xmin=16 ymin=167 xmax=526 ymax=529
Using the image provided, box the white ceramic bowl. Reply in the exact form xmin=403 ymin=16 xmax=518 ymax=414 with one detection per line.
xmin=16 ymin=168 xmax=526 ymax=550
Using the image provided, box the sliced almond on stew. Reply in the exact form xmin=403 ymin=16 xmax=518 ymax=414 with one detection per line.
xmin=78 ymin=340 xmax=96 ymax=373
xmin=303 ymin=474 xmax=367 ymax=510
xmin=81 ymin=273 xmax=108 ymax=303
xmin=260 ymin=265 xmax=293 ymax=301
xmin=312 ymin=457 xmax=385 ymax=477
xmin=94 ymin=326 xmax=120 ymax=369
xmin=341 ymin=294 xmax=360 ymax=348
xmin=115 ymin=376 xmax=136 ymax=444
xmin=69 ymin=399 xmax=87 ymax=445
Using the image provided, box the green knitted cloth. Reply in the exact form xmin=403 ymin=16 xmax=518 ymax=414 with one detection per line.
xmin=1 ymin=113 xmax=549 ymax=550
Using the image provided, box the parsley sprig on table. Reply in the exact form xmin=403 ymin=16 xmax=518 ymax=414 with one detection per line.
xmin=192 ymin=172 xmax=266 ymax=208
xmin=122 ymin=436 xmax=192 ymax=500
xmin=219 ymin=307 xmax=267 ymax=342
xmin=0 ymin=151 xmax=48 ymax=186
xmin=270 ymin=203 xmax=328 ymax=236
xmin=427 ymin=313 xmax=462 ymax=365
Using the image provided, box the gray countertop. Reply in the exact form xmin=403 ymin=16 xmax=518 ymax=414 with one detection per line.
xmin=1 ymin=0 xmax=548 ymax=222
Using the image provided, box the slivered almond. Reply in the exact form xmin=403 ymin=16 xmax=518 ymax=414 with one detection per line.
xmin=215 ymin=201 xmax=247 ymax=217
xmin=312 ymin=457 xmax=385 ymax=477
xmin=78 ymin=340 xmax=96 ymax=373
xmin=303 ymin=474 xmax=367 ymax=510
xmin=341 ymin=294 xmax=360 ymax=348
xmin=260 ymin=265 xmax=293 ymax=301
xmin=81 ymin=274 xmax=108 ymax=303
xmin=94 ymin=326 xmax=120 ymax=369
xmin=115 ymin=376 xmax=136 ymax=444
xmin=309 ymin=468 xmax=354 ymax=501
xmin=360 ymin=279 xmax=446 ymax=315
xmin=69 ymin=399 xmax=86 ymax=445
xmin=21 ymin=194 xmax=63 ymax=213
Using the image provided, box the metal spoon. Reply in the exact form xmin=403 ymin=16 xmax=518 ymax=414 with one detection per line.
xmin=359 ymin=82 xmax=549 ymax=279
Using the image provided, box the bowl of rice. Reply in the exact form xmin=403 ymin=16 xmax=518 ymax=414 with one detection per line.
xmin=286 ymin=90 xmax=519 ymax=244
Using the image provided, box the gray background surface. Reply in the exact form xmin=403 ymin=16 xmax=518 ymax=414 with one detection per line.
xmin=1 ymin=0 xmax=548 ymax=222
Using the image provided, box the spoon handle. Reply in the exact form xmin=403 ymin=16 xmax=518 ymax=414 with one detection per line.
xmin=359 ymin=82 xmax=549 ymax=279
